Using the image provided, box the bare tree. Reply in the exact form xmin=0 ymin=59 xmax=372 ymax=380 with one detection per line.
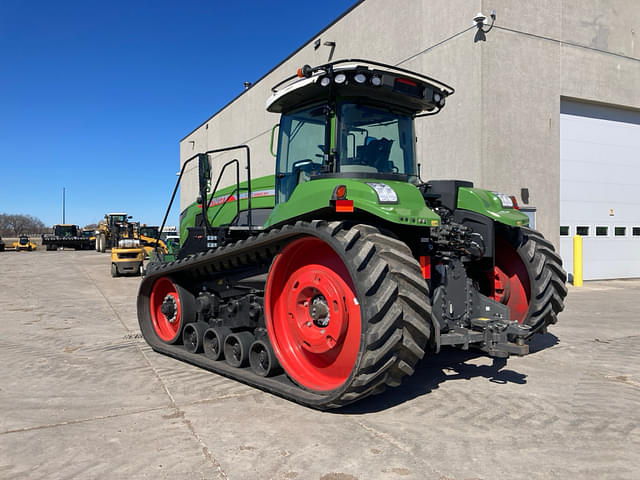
xmin=0 ymin=213 xmax=47 ymax=236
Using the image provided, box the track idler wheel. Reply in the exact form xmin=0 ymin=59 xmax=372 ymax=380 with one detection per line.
xmin=224 ymin=331 xmax=254 ymax=368
xmin=182 ymin=322 xmax=207 ymax=353
xmin=203 ymin=327 xmax=231 ymax=361
xmin=249 ymin=339 xmax=281 ymax=377
xmin=149 ymin=277 xmax=196 ymax=344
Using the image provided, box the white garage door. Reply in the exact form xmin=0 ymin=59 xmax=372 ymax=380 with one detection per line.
xmin=559 ymin=100 xmax=640 ymax=280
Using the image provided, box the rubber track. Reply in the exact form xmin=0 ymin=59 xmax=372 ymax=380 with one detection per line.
xmin=137 ymin=220 xmax=432 ymax=409
xmin=518 ymin=226 xmax=568 ymax=335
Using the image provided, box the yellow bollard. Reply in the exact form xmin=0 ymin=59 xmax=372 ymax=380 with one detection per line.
xmin=573 ymin=234 xmax=583 ymax=286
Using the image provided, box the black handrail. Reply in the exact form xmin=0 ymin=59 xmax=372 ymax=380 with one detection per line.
xmin=206 ymin=159 xmax=241 ymax=227
xmin=154 ymin=144 xmax=252 ymax=254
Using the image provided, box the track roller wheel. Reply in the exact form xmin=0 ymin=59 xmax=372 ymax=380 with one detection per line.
xmin=492 ymin=226 xmax=567 ymax=335
xmin=224 ymin=331 xmax=254 ymax=368
xmin=249 ymin=339 xmax=281 ymax=377
xmin=203 ymin=327 xmax=230 ymax=360
xmin=183 ymin=322 xmax=207 ymax=353
xmin=149 ymin=277 xmax=195 ymax=344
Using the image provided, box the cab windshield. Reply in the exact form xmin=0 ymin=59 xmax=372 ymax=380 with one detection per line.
xmin=337 ymin=103 xmax=417 ymax=179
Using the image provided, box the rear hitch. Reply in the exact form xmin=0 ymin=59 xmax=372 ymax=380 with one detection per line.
xmin=439 ymin=318 xmax=530 ymax=358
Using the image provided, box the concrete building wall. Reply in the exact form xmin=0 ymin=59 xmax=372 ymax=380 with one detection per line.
xmin=179 ymin=0 xmax=640 ymax=248
xmin=478 ymin=0 xmax=640 ymax=243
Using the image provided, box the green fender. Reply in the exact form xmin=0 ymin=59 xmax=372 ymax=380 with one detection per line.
xmin=264 ymin=178 xmax=441 ymax=228
xmin=457 ymin=187 xmax=529 ymax=227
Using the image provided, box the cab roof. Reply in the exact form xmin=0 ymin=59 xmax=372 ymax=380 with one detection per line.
xmin=266 ymin=59 xmax=454 ymax=115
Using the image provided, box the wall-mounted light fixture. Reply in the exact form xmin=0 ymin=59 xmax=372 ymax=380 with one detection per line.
xmin=473 ymin=9 xmax=496 ymax=42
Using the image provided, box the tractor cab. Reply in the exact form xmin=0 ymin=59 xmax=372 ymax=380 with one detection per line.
xmin=107 ymin=213 xmax=130 ymax=230
xmin=266 ymin=60 xmax=454 ymax=203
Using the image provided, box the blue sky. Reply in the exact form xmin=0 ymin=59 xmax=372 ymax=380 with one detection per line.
xmin=0 ymin=0 xmax=357 ymax=227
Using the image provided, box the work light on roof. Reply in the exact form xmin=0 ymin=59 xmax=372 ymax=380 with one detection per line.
xmin=354 ymin=73 xmax=367 ymax=84
xmin=370 ymin=75 xmax=382 ymax=87
xmin=334 ymin=73 xmax=347 ymax=84
xmin=319 ymin=76 xmax=331 ymax=87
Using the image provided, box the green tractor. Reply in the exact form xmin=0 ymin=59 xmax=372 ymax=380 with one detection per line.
xmin=138 ymin=59 xmax=567 ymax=409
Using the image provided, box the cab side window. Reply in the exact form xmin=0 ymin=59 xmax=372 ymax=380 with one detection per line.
xmin=276 ymin=106 xmax=326 ymax=203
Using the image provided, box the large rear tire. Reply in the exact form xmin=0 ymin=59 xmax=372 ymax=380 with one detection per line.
xmin=492 ymin=226 xmax=567 ymax=335
xmin=97 ymin=233 xmax=106 ymax=253
xmin=265 ymin=222 xmax=432 ymax=408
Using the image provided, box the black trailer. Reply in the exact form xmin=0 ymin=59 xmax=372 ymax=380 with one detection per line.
xmin=42 ymin=224 xmax=92 ymax=251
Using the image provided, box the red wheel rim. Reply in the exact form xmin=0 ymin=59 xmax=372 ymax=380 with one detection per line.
xmin=265 ymin=237 xmax=361 ymax=391
xmin=491 ymin=236 xmax=531 ymax=323
xmin=149 ymin=277 xmax=183 ymax=342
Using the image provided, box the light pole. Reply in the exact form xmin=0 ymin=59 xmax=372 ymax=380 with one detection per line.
xmin=62 ymin=187 xmax=66 ymax=224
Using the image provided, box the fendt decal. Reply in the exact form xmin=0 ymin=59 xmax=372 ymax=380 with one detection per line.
xmin=199 ymin=189 xmax=275 ymax=209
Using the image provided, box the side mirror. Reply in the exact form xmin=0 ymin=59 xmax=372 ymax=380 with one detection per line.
xmin=198 ymin=153 xmax=211 ymax=195
xmin=270 ymin=124 xmax=279 ymax=158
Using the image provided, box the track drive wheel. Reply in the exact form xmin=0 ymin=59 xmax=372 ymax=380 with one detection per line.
xmin=265 ymin=221 xmax=433 ymax=408
xmin=149 ymin=277 xmax=195 ymax=344
xmin=492 ymin=226 xmax=567 ymax=335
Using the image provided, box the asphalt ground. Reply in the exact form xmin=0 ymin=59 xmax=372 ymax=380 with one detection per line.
xmin=1 ymin=249 xmax=638 ymax=479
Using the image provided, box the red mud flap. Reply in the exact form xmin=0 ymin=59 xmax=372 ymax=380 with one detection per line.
xmin=439 ymin=318 xmax=530 ymax=358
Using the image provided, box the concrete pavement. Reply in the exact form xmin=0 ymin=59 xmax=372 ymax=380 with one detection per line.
xmin=1 ymin=249 xmax=638 ymax=479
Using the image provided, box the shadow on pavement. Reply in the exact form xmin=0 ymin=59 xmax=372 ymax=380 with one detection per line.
xmin=337 ymin=333 xmax=558 ymax=414
xmin=527 ymin=332 xmax=559 ymax=353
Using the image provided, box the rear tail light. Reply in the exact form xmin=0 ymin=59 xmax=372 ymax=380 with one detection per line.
xmin=419 ymin=256 xmax=431 ymax=279
xmin=335 ymin=200 xmax=354 ymax=212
